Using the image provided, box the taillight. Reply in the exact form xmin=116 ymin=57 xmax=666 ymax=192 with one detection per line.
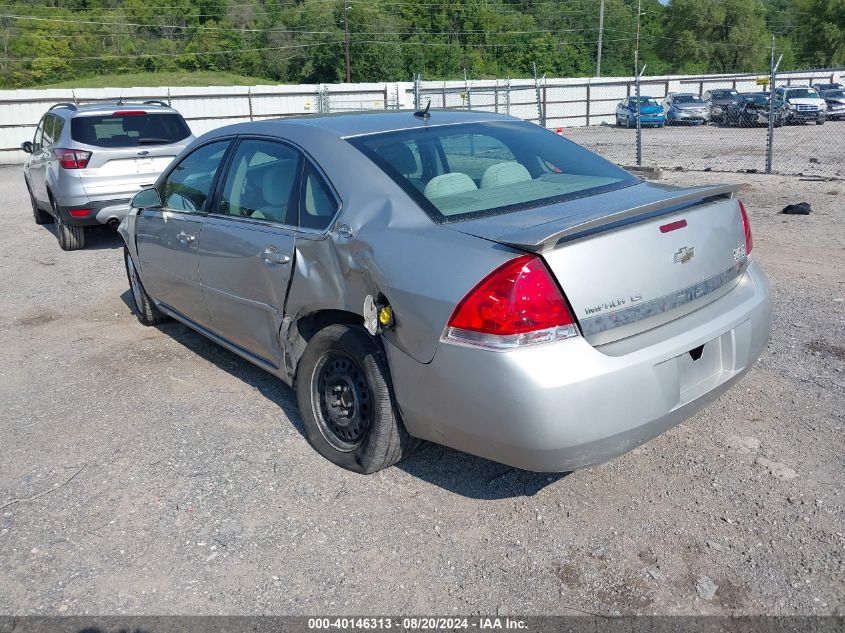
xmin=443 ymin=254 xmax=579 ymax=349
xmin=54 ymin=148 xmax=91 ymax=169
xmin=738 ymin=199 xmax=753 ymax=254
xmin=113 ymin=110 xmax=145 ymax=116
xmin=68 ymin=208 xmax=91 ymax=218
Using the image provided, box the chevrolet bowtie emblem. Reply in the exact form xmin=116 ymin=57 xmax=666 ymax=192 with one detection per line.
xmin=673 ymin=246 xmax=695 ymax=264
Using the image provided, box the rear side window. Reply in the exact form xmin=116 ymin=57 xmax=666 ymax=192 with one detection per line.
xmin=217 ymin=139 xmax=301 ymax=225
xmin=299 ymin=164 xmax=338 ymax=230
xmin=71 ymin=112 xmax=191 ymax=148
xmin=350 ymin=120 xmax=636 ymax=222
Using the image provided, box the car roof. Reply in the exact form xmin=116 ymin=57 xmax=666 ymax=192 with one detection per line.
xmin=201 ymin=110 xmax=518 ymax=140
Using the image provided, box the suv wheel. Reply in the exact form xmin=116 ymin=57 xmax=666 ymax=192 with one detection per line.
xmin=296 ymin=324 xmax=419 ymax=473
xmin=816 ymin=116 xmax=825 ymax=125
xmin=27 ymin=183 xmax=53 ymax=225
xmin=124 ymin=247 xmax=167 ymax=326
xmin=52 ymin=197 xmax=86 ymax=251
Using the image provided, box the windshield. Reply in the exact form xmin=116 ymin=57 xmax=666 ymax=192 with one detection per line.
xmin=742 ymin=94 xmax=769 ymax=104
xmin=673 ymin=95 xmax=704 ymax=104
xmin=824 ymin=90 xmax=845 ymax=98
xmin=71 ymin=112 xmax=191 ymax=148
xmin=349 ymin=121 xmax=637 ymax=222
xmin=631 ymin=97 xmax=660 ymax=106
xmin=785 ymin=89 xmax=819 ymax=99
xmin=711 ymin=90 xmax=738 ymax=99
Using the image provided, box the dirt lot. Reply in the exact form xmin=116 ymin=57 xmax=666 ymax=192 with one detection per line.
xmin=563 ymin=120 xmax=845 ymax=179
xmin=0 ymin=165 xmax=842 ymax=616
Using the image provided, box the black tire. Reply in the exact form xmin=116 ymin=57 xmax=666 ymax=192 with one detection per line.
xmin=27 ymin=182 xmax=53 ymax=225
xmin=296 ymin=324 xmax=418 ymax=473
xmin=816 ymin=117 xmax=825 ymax=125
xmin=124 ymin=246 xmax=167 ymax=326
xmin=52 ymin=196 xmax=86 ymax=251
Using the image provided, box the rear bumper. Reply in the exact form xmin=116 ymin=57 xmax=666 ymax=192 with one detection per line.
xmin=55 ymin=198 xmax=131 ymax=226
xmin=387 ymin=261 xmax=772 ymax=472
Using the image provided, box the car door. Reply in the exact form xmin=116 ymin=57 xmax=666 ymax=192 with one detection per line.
xmin=28 ymin=116 xmax=50 ymax=204
xmin=134 ymin=139 xmax=231 ymax=328
xmin=197 ymin=138 xmax=304 ymax=366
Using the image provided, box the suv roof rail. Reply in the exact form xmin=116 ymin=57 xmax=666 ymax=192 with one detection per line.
xmin=49 ymin=102 xmax=78 ymax=111
xmin=143 ymin=99 xmax=170 ymax=107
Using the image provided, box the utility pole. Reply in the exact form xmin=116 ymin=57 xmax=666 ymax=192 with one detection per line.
xmin=596 ymin=0 xmax=605 ymax=77
xmin=343 ymin=0 xmax=351 ymax=83
xmin=634 ymin=0 xmax=641 ymax=78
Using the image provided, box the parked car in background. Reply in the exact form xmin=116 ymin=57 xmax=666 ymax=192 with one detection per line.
xmin=21 ymin=101 xmax=194 ymax=250
xmin=663 ymin=93 xmax=710 ymax=125
xmin=812 ymin=82 xmax=843 ymax=93
xmin=819 ymin=89 xmax=845 ymax=120
xmin=722 ymin=92 xmax=785 ymax=127
xmin=614 ymin=96 xmax=666 ymax=128
xmin=775 ymin=86 xmax=826 ymax=125
xmin=703 ymin=88 xmax=742 ymax=123
xmin=120 ymin=111 xmax=771 ymax=474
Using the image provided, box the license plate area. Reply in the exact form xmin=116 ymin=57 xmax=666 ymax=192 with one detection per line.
xmin=675 ymin=330 xmax=734 ymax=402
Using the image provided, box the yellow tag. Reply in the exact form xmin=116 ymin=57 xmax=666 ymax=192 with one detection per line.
xmin=378 ymin=306 xmax=392 ymax=326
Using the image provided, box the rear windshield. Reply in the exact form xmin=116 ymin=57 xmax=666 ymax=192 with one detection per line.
xmin=349 ymin=120 xmax=636 ymax=222
xmin=71 ymin=112 xmax=191 ymax=148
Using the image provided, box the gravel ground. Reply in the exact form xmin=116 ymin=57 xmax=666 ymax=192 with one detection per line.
xmin=0 ymin=165 xmax=842 ymax=616
xmin=563 ymin=120 xmax=845 ymax=179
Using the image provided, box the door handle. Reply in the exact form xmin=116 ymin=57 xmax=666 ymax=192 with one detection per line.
xmin=260 ymin=247 xmax=290 ymax=265
xmin=176 ymin=231 xmax=196 ymax=245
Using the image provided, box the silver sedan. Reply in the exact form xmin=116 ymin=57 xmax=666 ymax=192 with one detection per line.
xmin=120 ymin=111 xmax=772 ymax=473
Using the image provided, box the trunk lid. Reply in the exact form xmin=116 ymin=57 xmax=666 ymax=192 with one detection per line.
xmin=448 ymin=181 xmax=749 ymax=345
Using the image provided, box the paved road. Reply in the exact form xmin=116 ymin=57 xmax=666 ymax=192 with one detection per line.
xmin=0 ymin=166 xmax=842 ymax=615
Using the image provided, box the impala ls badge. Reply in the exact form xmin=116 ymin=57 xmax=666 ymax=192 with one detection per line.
xmin=673 ymin=246 xmax=695 ymax=264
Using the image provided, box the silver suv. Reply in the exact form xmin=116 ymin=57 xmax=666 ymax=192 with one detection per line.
xmin=22 ymin=101 xmax=194 ymax=250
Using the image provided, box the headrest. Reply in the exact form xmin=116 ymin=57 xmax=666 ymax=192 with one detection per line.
xmin=376 ymin=143 xmax=417 ymax=175
xmin=423 ymin=173 xmax=478 ymax=199
xmin=480 ymin=162 xmax=532 ymax=189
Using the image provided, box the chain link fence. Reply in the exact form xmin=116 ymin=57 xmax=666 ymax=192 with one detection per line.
xmin=409 ymin=70 xmax=844 ymax=180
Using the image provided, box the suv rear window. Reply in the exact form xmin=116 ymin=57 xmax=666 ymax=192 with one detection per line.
xmin=349 ymin=120 xmax=636 ymax=222
xmin=71 ymin=112 xmax=191 ymax=148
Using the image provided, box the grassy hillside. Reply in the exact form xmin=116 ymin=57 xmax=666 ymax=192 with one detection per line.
xmin=39 ymin=71 xmax=276 ymax=90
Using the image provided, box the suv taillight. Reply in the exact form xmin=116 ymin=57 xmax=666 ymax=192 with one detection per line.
xmin=54 ymin=148 xmax=91 ymax=169
xmin=738 ymin=200 xmax=753 ymax=255
xmin=443 ymin=254 xmax=579 ymax=349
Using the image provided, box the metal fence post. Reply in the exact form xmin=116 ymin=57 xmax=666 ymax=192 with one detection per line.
xmin=635 ymin=65 xmax=645 ymax=167
xmin=247 ymin=88 xmax=254 ymax=121
xmin=413 ymin=74 xmax=421 ymax=110
xmin=766 ymin=38 xmax=782 ymax=175
xmin=494 ymin=79 xmax=499 ymax=114
xmin=506 ymin=77 xmax=511 ymax=115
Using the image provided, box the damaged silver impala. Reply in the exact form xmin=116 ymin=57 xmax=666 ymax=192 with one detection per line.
xmin=119 ymin=110 xmax=772 ymax=474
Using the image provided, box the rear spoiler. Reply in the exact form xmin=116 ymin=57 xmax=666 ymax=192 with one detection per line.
xmin=497 ymin=183 xmax=744 ymax=252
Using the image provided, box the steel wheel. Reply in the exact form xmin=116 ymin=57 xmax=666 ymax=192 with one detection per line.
xmin=314 ymin=351 xmax=373 ymax=452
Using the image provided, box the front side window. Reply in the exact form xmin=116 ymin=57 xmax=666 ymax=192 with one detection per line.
xmin=161 ymin=141 xmax=230 ymax=213
xmin=218 ymin=139 xmax=301 ymax=225
xmin=350 ymin=120 xmax=636 ymax=222
xmin=33 ymin=118 xmax=45 ymax=150
xmin=71 ymin=112 xmax=191 ymax=148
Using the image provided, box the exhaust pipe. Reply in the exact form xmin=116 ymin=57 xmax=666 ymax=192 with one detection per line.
xmin=107 ymin=217 xmax=120 ymax=230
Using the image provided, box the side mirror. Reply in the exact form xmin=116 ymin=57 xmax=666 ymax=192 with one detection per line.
xmin=21 ymin=141 xmax=33 ymax=154
xmin=131 ymin=187 xmax=162 ymax=209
